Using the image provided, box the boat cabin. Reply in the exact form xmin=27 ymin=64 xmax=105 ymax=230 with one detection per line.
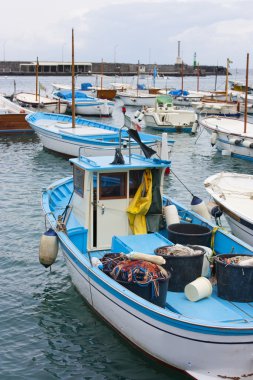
xmin=69 ymin=153 xmax=170 ymax=251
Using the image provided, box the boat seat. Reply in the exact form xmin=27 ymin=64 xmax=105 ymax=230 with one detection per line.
xmin=111 ymin=232 xmax=173 ymax=254
xmin=166 ymin=287 xmax=253 ymax=323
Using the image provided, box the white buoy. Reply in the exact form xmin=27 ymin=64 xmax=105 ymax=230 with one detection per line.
xmin=191 ymin=196 xmax=211 ymax=221
xmin=229 ymin=138 xmax=241 ymax=145
xmin=211 ymin=131 xmax=218 ymax=146
xmin=164 ymin=205 xmax=180 ymax=226
xmin=39 ymin=228 xmax=59 ymax=268
xmin=207 ymin=201 xmax=223 ymax=218
xmin=241 ymin=140 xmax=253 ymax=148
xmin=137 ymin=112 xmax=144 ymax=122
xmin=134 ymin=110 xmax=141 ymax=119
xmin=191 ymin=121 xmax=198 ymax=135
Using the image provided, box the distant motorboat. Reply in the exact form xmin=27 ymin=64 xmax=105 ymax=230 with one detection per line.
xmin=205 ymin=172 xmax=253 ymax=246
xmin=199 ymin=116 xmax=253 ymax=161
xmin=140 ymin=95 xmax=197 ymax=133
xmin=15 ymin=92 xmax=67 ymax=114
xmin=192 ymin=98 xmax=240 ymax=117
xmin=118 ymin=90 xmax=157 ymax=107
xmin=52 ymin=90 xmax=114 ymax=116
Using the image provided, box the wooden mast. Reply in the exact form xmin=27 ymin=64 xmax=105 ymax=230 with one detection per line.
xmin=225 ymin=58 xmax=229 ymax=102
xmin=244 ymin=53 xmax=249 ymax=133
xmin=137 ymin=60 xmax=140 ymax=97
xmin=71 ymin=28 xmax=75 ymax=128
xmin=35 ymin=57 xmax=39 ymax=101
xmin=100 ymin=58 xmax=103 ymax=90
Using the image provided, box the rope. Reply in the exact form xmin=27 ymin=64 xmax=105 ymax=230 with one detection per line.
xmin=170 ymin=168 xmax=195 ymax=197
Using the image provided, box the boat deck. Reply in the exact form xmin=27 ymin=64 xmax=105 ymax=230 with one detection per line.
xmin=108 ymin=233 xmax=253 ymax=324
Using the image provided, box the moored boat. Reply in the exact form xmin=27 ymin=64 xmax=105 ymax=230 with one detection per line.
xmin=204 ymin=172 xmax=253 ymax=246
xmin=140 ymin=95 xmax=197 ymax=132
xmin=52 ymin=90 xmax=114 ymax=116
xmin=25 ymin=112 xmax=174 ymax=158
xmin=15 ymin=92 xmax=68 ymax=114
xmin=40 ymin=144 xmax=253 ymax=380
xmin=199 ymin=116 xmax=253 ymax=161
xmin=0 ymin=94 xmax=33 ymax=133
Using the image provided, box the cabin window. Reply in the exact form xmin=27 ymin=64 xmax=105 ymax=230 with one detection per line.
xmin=73 ymin=166 xmax=85 ymax=197
xmin=99 ymin=172 xmax=127 ymax=199
xmin=129 ymin=170 xmax=145 ymax=197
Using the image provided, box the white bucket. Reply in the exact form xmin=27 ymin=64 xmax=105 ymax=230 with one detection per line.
xmin=184 ymin=276 xmax=212 ymax=302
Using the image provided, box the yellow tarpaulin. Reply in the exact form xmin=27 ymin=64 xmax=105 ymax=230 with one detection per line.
xmin=127 ymin=169 xmax=152 ymax=234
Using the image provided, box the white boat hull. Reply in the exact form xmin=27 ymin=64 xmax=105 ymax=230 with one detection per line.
xmin=61 ymin=243 xmax=253 ymax=380
xmin=37 ymin=129 xmax=159 ymax=157
xmin=204 ymin=172 xmax=253 ymax=246
xmin=74 ymin=102 xmax=113 ymax=116
xmin=118 ymin=93 xmax=156 ymax=107
xmin=200 ymin=117 xmax=253 ymax=161
xmin=144 ymin=111 xmax=196 ymax=131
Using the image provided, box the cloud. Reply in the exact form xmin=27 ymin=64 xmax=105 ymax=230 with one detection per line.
xmin=0 ymin=0 xmax=252 ymax=67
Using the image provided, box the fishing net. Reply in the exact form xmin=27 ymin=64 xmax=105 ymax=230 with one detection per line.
xmin=155 ymin=244 xmax=204 ymax=257
xmin=100 ymin=253 xmax=126 ymax=276
xmin=111 ymin=259 xmax=168 ymax=298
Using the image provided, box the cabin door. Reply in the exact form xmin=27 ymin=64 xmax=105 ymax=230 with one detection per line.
xmin=94 ymin=172 xmax=129 ymax=249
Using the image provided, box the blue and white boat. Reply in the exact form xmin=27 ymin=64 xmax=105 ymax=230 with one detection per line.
xmin=26 ymin=112 xmax=174 ymax=158
xmin=40 ymin=144 xmax=253 ymax=379
xmin=52 ymin=90 xmax=115 ymax=116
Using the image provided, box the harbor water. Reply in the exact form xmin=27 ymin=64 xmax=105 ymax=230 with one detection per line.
xmin=1 ymin=73 xmax=253 ymax=380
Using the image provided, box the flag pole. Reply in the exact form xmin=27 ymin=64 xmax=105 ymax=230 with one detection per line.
xmin=244 ymin=53 xmax=249 ymax=134
xmin=225 ymin=58 xmax=229 ymax=102
xmin=35 ymin=57 xmax=39 ymax=102
xmin=71 ymin=28 xmax=75 ymax=128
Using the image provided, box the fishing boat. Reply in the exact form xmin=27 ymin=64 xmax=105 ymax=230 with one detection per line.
xmin=0 ymin=94 xmax=33 ymax=133
xmin=139 ymin=95 xmax=197 ymax=133
xmin=52 ymin=90 xmax=114 ymax=116
xmin=204 ymin=172 xmax=253 ymax=246
xmin=15 ymin=92 xmax=68 ymax=114
xmin=15 ymin=58 xmax=67 ymax=114
xmin=40 ymin=143 xmax=253 ymax=380
xmin=25 ymin=112 xmax=174 ymax=158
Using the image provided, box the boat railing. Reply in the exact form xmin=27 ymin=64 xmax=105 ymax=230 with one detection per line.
xmin=119 ymin=124 xmax=132 ymax=163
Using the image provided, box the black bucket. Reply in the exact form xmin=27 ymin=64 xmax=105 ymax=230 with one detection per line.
xmin=168 ymin=223 xmax=212 ymax=247
xmin=118 ymin=275 xmax=170 ymax=308
xmin=214 ymin=254 xmax=253 ymax=302
xmin=155 ymin=245 xmax=205 ymax=292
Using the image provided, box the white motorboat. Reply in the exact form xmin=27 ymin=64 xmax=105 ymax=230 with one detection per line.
xmin=0 ymin=94 xmax=33 ymax=133
xmin=205 ymin=172 xmax=253 ymax=246
xmin=199 ymin=116 xmax=253 ymax=161
xmin=117 ymin=90 xmax=157 ymax=107
xmin=140 ymin=95 xmax=197 ymax=132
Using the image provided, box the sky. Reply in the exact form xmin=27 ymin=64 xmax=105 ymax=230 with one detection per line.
xmin=1 ymin=0 xmax=253 ymax=68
